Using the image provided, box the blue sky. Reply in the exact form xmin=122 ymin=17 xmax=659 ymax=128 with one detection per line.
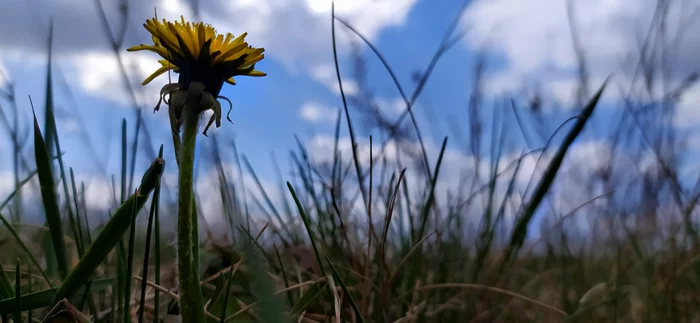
xmin=2 ymin=0 xmax=700 ymax=235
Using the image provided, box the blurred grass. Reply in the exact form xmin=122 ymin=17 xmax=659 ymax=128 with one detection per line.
xmin=0 ymin=0 xmax=699 ymax=322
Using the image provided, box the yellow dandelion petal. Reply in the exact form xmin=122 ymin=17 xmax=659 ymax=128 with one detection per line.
xmin=220 ymin=32 xmax=247 ymax=54
xmin=142 ymin=64 xmax=175 ymax=86
xmin=248 ymin=70 xmax=266 ymax=77
xmin=217 ymin=43 xmax=248 ymax=63
xmin=211 ymin=34 xmax=224 ymax=51
xmin=224 ymin=33 xmax=233 ymax=44
xmin=129 ymin=16 xmax=265 ymax=91
xmin=166 ymin=22 xmax=191 ymax=57
xmin=243 ymin=54 xmax=264 ymax=66
xmin=197 ymin=23 xmax=207 ymax=54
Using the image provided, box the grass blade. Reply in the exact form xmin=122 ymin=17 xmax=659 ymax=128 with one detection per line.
xmin=0 ymin=168 xmax=43 ymax=212
xmin=32 ymin=109 xmax=68 ymax=280
xmin=504 ymin=79 xmax=608 ymax=268
xmin=0 ymin=265 xmax=13 ymax=299
xmin=137 ymin=145 xmax=163 ymax=323
xmin=52 ymin=157 xmax=165 ymax=303
xmin=331 ymin=2 xmax=368 ymax=212
xmin=14 ymin=259 xmax=20 ymax=323
xmin=69 ymin=168 xmax=86 ymax=257
xmin=154 ymin=177 xmax=162 ymax=323
xmin=290 ymin=281 xmax=324 ymax=315
xmin=287 ymin=182 xmax=326 ymax=277
xmin=325 ymin=254 xmax=365 ymax=323
xmin=123 ymin=187 xmax=139 ymax=323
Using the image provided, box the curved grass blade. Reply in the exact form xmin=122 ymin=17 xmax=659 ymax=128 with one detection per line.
xmin=138 ymin=146 xmax=163 ymax=323
xmin=503 ymin=79 xmax=609 ymax=268
xmin=52 ymin=157 xmax=165 ymax=303
xmin=32 ymin=110 xmax=68 ymax=280
xmin=0 ymin=168 xmax=43 ymax=212
xmin=325 ymin=254 xmax=365 ymax=323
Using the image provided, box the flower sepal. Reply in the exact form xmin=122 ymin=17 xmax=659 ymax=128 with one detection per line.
xmin=156 ymin=81 xmax=234 ymax=137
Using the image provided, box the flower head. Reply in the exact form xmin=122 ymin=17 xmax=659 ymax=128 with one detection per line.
xmin=128 ymin=16 xmax=266 ymax=96
xmin=128 ymin=16 xmax=266 ymax=136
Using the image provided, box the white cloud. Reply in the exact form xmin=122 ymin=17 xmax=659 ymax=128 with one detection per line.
xmin=375 ymin=97 xmax=409 ymax=116
xmin=74 ymin=174 xmax=116 ymax=211
xmin=200 ymin=0 xmax=416 ymax=94
xmin=66 ymin=51 xmax=168 ymax=107
xmin=463 ymin=0 xmax=700 ymax=109
xmin=0 ymin=0 xmax=419 ymax=108
xmin=310 ymin=64 xmax=358 ymax=95
xmin=299 ymin=102 xmax=339 ymax=123
xmin=676 ymin=83 xmax=700 ymax=128
xmin=0 ymin=60 xmax=8 ymax=88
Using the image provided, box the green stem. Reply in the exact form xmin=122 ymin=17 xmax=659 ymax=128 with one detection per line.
xmin=177 ymin=107 xmax=206 ymax=323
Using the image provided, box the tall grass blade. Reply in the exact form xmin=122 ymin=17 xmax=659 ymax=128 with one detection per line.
xmin=69 ymin=168 xmax=86 ymax=257
xmin=153 ymin=174 xmax=162 ymax=323
xmin=504 ymin=79 xmax=608 ymax=268
xmin=287 ymin=182 xmax=326 ymax=277
xmin=123 ymin=188 xmax=139 ymax=323
xmin=331 ymin=2 xmax=368 ymax=212
xmin=121 ymin=119 xmax=127 ymax=204
xmin=325 ymin=254 xmax=366 ymax=323
xmin=32 ymin=110 xmax=68 ymax=280
xmin=137 ymin=145 xmax=163 ymax=323
xmin=52 ymin=157 xmax=165 ymax=303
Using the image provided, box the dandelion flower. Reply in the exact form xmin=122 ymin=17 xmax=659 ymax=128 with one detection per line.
xmin=128 ymin=15 xmax=266 ymax=135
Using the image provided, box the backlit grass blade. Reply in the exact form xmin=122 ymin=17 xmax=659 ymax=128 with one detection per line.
xmin=32 ymin=110 xmax=68 ymax=280
xmin=504 ymin=79 xmax=608 ymax=268
xmin=52 ymin=157 xmax=165 ymax=303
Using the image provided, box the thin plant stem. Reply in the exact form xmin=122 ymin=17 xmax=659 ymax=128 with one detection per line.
xmin=177 ymin=106 xmax=206 ymax=323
